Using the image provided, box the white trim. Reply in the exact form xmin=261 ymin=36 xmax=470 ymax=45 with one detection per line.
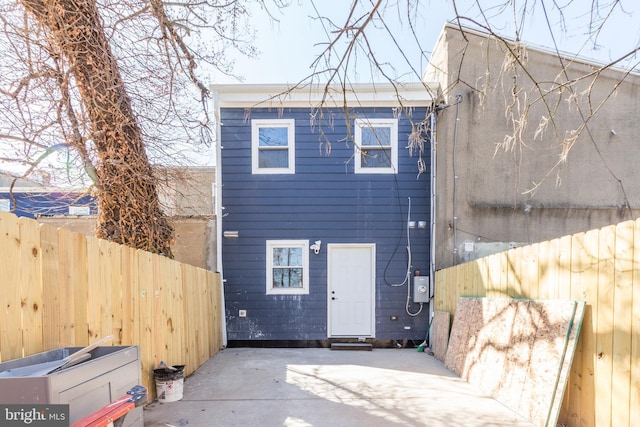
xmin=211 ymin=82 xmax=437 ymax=109
xmin=266 ymin=240 xmax=309 ymax=295
xmin=251 ymin=119 xmax=296 ymax=174
xmin=354 ymin=118 xmax=398 ymax=174
xmin=211 ymin=91 xmax=228 ymax=347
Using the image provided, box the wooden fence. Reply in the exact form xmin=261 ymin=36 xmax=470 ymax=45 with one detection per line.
xmin=434 ymin=218 xmax=640 ymax=427
xmin=0 ymin=211 xmax=224 ymax=399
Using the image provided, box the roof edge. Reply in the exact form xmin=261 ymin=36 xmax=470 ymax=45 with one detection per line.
xmin=209 ymin=82 xmax=439 ymax=108
xmin=438 ymin=22 xmax=640 ymax=78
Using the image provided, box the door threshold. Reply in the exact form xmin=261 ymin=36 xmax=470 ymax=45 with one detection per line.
xmin=330 ymin=342 xmax=373 ymax=351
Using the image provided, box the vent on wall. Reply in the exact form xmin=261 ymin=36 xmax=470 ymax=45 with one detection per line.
xmin=0 ymin=199 xmax=9 ymax=212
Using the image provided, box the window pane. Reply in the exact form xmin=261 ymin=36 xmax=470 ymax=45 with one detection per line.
xmin=272 ymin=247 xmax=302 ymax=267
xmin=361 ymin=148 xmax=392 ymax=167
xmin=266 ymin=240 xmax=308 ymax=294
xmin=361 ymin=126 xmax=391 ymax=147
xmin=259 ymin=149 xmax=289 ymax=168
xmin=259 ymin=127 xmax=289 ymax=147
xmin=272 ymin=267 xmax=303 ymax=288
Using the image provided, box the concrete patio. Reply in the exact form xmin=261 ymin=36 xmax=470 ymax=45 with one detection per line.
xmin=143 ymin=347 xmax=534 ymax=427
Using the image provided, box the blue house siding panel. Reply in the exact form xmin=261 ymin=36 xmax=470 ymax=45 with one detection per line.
xmin=221 ymin=106 xmax=431 ymax=342
xmin=0 ymin=192 xmax=96 ymax=218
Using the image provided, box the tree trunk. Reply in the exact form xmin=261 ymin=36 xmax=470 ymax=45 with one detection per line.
xmin=21 ymin=0 xmax=173 ymax=255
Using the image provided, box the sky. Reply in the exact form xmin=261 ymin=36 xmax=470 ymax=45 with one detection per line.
xmin=211 ymin=0 xmax=639 ymax=85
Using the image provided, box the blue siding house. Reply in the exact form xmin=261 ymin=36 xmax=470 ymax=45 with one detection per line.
xmin=0 ymin=188 xmax=96 ymax=218
xmin=212 ymin=83 xmax=437 ymax=346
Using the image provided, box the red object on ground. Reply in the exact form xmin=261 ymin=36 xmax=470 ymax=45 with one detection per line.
xmin=71 ymin=385 xmax=146 ymax=427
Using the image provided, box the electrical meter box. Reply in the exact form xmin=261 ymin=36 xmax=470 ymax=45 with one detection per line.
xmin=413 ymin=276 xmax=431 ymax=303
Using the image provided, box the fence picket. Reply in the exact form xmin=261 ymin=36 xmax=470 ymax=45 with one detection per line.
xmin=507 ymin=247 xmax=521 ymax=298
xmin=167 ymin=260 xmax=185 ymax=369
xmin=612 ymin=221 xmax=634 ymax=427
xmin=558 ymin=235 xmax=573 ymax=301
xmin=41 ymin=224 xmax=60 ymax=349
xmin=572 ymin=228 xmax=599 ymax=426
xmin=107 ymin=240 xmax=124 ymax=346
xmin=0 ymin=212 xmax=23 ymax=361
xmin=18 ymin=217 xmax=43 ymax=357
xmin=69 ymin=231 xmax=89 ymax=346
xmin=538 ymin=239 xmax=554 ymax=299
xmin=120 ymin=245 xmax=135 ymax=346
xmin=137 ymin=250 xmax=156 ymax=389
xmin=152 ymin=256 xmax=168 ymax=371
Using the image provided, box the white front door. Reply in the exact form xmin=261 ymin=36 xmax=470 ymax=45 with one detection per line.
xmin=327 ymin=244 xmax=375 ymax=337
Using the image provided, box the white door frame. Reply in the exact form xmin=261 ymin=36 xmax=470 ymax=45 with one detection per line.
xmin=327 ymin=243 xmax=376 ymax=338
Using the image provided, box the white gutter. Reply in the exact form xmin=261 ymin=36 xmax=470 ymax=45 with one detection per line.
xmin=211 ymin=82 xmax=439 ymax=109
xmin=212 ymin=89 xmax=228 ymax=347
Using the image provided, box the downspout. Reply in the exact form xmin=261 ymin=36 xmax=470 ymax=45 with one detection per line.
xmin=429 ymin=108 xmax=437 ymax=322
xmin=212 ymin=89 xmax=228 ymax=348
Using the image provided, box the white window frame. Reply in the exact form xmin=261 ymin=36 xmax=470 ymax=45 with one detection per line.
xmin=266 ymin=239 xmax=309 ymax=295
xmin=0 ymin=199 xmax=9 ymax=212
xmin=251 ymin=119 xmax=295 ymax=174
xmin=354 ymin=118 xmax=398 ymax=174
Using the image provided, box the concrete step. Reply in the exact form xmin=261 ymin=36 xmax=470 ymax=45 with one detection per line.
xmin=330 ymin=342 xmax=373 ymax=351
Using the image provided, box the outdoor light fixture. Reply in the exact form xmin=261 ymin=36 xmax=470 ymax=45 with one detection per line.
xmin=310 ymin=240 xmax=322 ymax=254
xmin=223 ymin=231 xmax=239 ymax=238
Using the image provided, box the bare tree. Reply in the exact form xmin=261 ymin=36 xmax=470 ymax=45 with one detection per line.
xmin=0 ymin=0 xmax=281 ymax=254
xmin=17 ymin=0 xmax=175 ymax=254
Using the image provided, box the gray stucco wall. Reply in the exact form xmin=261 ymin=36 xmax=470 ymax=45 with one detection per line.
xmin=425 ymin=24 xmax=640 ymax=269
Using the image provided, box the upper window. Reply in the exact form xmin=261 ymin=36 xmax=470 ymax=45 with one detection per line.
xmin=354 ymin=118 xmax=398 ymax=174
xmin=266 ymin=240 xmax=309 ymax=295
xmin=252 ymin=119 xmax=295 ymax=174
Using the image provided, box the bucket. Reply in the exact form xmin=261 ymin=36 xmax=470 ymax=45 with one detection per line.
xmin=153 ymin=365 xmax=185 ymax=403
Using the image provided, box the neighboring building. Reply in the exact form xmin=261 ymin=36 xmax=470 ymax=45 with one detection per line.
xmin=155 ymin=166 xmax=217 ymax=271
xmin=0 ymin=188 xmax=96 ymax=218
xmin=1 ymin=171 xmax=94 ymax=217
xmin=425 ymin=23 xmax=640 ymax=270
xmin=211 ymin=83 xmax=437 ymax=345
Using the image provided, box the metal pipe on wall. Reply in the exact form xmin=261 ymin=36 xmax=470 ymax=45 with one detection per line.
xmin=452 ymin=94 xmax=463 ymax=264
